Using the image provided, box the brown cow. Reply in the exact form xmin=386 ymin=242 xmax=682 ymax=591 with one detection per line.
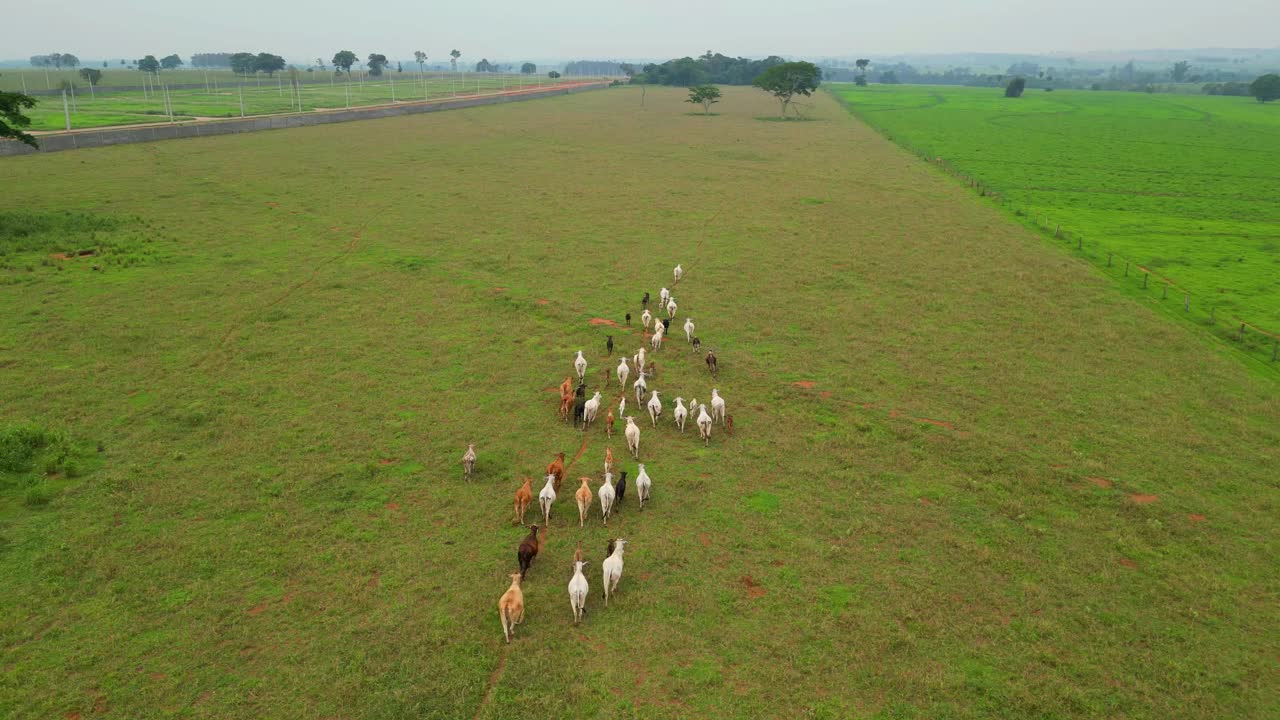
xmin=546 ymin=452 xmax=566 ymax=492
xmin=513 ymin=477 xmax=533 ymax=525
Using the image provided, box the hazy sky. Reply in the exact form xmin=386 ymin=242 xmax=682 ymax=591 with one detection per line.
xmin=6 ymin=0 xmax=1277 ymax=62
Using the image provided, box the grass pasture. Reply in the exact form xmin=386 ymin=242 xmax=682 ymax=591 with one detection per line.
xmin=832 ymin=84 xmax=1280 ymax=344
xmin=1 ymin=86 xmax=1278 ymax=719
xmin=13 ymin=73 xmax=589 ymax=131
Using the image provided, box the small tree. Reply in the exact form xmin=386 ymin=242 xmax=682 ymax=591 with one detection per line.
xmin=1251 ymin=73 xmax=1280 ymax=103
xmin=548 ymin=70 xmax=561 ymax=79
xmin=0 ymin=91 xmax=38 ymax=148
xmin=333 ymin=50 xmax=357 ymax=75
xmin=414 ymin=51 xmax=427 ymax=73
xmin=686 ymin=84 xmax=721 ymax=114
xmin=62 ymin=54 xmax=80 ymax=68
xmin=254 ymin=53 xmax=286 ymax=76
xmin=1171 ymin=60 xmax=1190 ymax=82
xmin=78 ymin=67 xmax=103 ymax=86
xmin=160 ymin=54 xmax=183 ymax=70
xmin=450 ymin=49 xmax=461 ymax=71
xmin=137 ymin=55 xmax=160 ymax=74
xmin=1004 ymin=77 xmax=1026 ymax=97
xmin=521 ymin=62 xmax=536 ymax=74
xmin=367 ymin=53 xmax=388 ymax=76
xmin=752 ymin=61 xmax=821 ymax=117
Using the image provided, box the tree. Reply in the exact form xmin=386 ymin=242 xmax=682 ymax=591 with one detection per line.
xmin=619 ymin=63 xmax=636 ymax=78
xmin=475 ymin=58 xmax=493 ymax=72
xmin=881 ymin=70 xmax=899 ymax=84
xmin=367 ymin=53 xmax=388 ymax=76
xmin=62 ymin=54 xmax=80 ymax=68
xmin=315 ymin=57 xmax=327 ymax=71
xmin=254 ymin=53 xmax=286 ymax=76
xmin=78 ymin=68 xmax=103 ymax=86
xmin=855 ymin=58 xmax=870 ymax=78
xmin=1251 ymin=73 xmax=1280 ymax=102
xmin=414 ymin=50 xmax=427 ymax=73
xmin=450 ymin=49 xmax=461 ymax=71
xmin=686 ymin=84 xmax=721 ymax=114
xmin=548 ymin=71 xmax=561 ymax=79
xmin=752 ymin=61 xmax=821 ymax=116
xmin=230 ymin=52 xmax=256 ymax=75
xmin=1004 ymin=76 xmax=1026 ymax=97
xmin=1172 ymin=60 xmax=1190 ymax=82
xmin=160 ymin=54 xmax=183 ymax=70
xmin=137 ymin=55 xmax=160 ymax=74
xmin=521 ymin=62 xmax=536 ymax=74
xmin=332 ymin=50 xmax=357 ymax=75
xmin=0 ymin=91 xmax=38 ymax=148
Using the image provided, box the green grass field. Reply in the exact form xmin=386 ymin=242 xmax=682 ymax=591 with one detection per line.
xmin=831 ymin=84 xmax=1280 ymax=336
xmin=1 ymin=86 xmax=1277 ymax=719
xmin=13 ymin=73 xmax=586 ymax=130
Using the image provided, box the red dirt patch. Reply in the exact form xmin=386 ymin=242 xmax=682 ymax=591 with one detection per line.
xmin=150 ymin=672 xmax=166 ymax=681
xmin=1188 ymin=514 xmax=1207 ymax=522
xmin=65 ymin=713 xmax=81 ymax=720
xmin=740 ymin=576 xmax=766 ymax=599
xmin=246 ymin=602 xmax=269 ymax=616
xmin=367 ymin=570 xmax=381 ymax=589
xmin=698 ymin=533 xmax=711 ymax=547
xmin=1129 ymin=494 xmax=1159 ymax=505
xmin=770 ymin=559 xmax=785 ymax=567
xmin=329 ymin=226 xmax=341 ymax=232
xmin=492 ymin=286 xmax=508 ymax=291
xmin=1087 ymin=477 xmax=1113 ymax=489
xmin=535 ymin=299 xmax=550 ymax=305
xmin=920 ymin=497 xmax=934 ymax=506
xmin=379 ymin=458 xmax=397 ymax=465
xmin=793 ymin=381 xmax=817 ymax=389
xmin=916 ymin=417 xmax=954 ymax=429
xmin=385 ymin=502 xmax=400 ymax=510
xmin=1118 ymin=558 xmax=1138 ymax=568
xmin=819 ymin=391 xmax=832 ymax=398
xmin=589 ymin=318 xmax=621 ymax=327
xmin=264 ymin=202 xmax=278 ymax=207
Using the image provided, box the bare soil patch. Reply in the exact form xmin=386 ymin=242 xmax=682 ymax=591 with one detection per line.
xmin=740 ymin=576 xmax=766 ymax=598
xmin=1129 ymin=494 xmax=1159 ymax=505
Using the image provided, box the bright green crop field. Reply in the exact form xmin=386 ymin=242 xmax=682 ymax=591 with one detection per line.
xmin=1 ymin=87 xmax=1277 ymax=719
xmin=18 ymin=74 xmax=586 ymax=131
xmin=832 ymin=84 xmax=1280 ymax=337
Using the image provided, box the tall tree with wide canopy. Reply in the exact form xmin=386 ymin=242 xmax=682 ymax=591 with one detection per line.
xmin=752 ymin=61 xmax=821 ymax=117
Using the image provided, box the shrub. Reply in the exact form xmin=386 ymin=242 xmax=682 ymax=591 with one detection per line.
xmin=23 ymin=484 xmax=53 ymax=507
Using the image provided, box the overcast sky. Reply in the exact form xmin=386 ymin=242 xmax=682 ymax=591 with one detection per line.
xmin=6 ymin=0 xmax=1277 ymax=62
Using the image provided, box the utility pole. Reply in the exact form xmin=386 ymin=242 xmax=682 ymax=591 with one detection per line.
xmin=62 ymin=90 xmax=71 ymax=130
xmin=239 ymin=85 xmax=245 ymax=117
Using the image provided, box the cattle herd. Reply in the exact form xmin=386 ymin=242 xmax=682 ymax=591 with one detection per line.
xmin=478 ymin=263 xmax=732 ymax=643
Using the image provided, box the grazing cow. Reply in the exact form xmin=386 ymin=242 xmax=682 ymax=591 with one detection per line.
xmin=710 ymin=389 xmax=726 ymax=425
xmin=615 ymin=470 xmax=628 ymax=509
xmin=575 ymin=477 xmax=593 ymax=527
xmin=559 ymin=389 xmax=574 ymax=421
xmin=559 ymin=376 xmax=573 ymax=399
xmin=513 ymin=477 xmax=533 ymax=525
xmin=625 ymin=312 xmax=631 ymax=326
xmin=692 ymin=336 xmax=701 ymax=353
xmin=642 ymin=291 xmax=650 ymax=308
xmin=462 ymin=443 xmax=476 ymax=481
xmin=606 ymin=408 xmax=615 ymax=438
xmin=650 ymin=324 xmax=664 ymax=351
xmin=598 ymin=471 xmax=616 ymax=525
xmin=546 ymin=452 xmax=566 ymax=491
xmin=662 ymin=317 xmax=671 ymax=333
xmin=705 ymin=350 xmax=718 ymax=377
xmin=602 ymin=539 xmax=627 ymax=607
xmin=640 ymin=309 xmax=652 ymax=330
xmin=606 ymin=335 xmax=614 ymax=356
xmin=634 ymin=347 xmax=647 ymax=376
xmin=697 ymin=404 xmax=713 ymax=445
xmin=618 ymin=396 xmax=626 ymax=418
xmin=625 ymin=418 xmax=641 ymax=458
xmin=498 ymin=573 xmax=525 ymax=643
xmin=574 ymin=540 xmax=585 ymax=565
xmin=659 ymin=287 xmax=670 ymax=306
xmin=666 ymin=297 xmax=677 ymax=319
xmin=574 ymin=350 xmax=588 ymax=382
xmin=539 ymin=475 xmax=557 ymax=524
xmin=683 ymin=318 xmax=695 ymax=344
xmin=573 ymin=395 xmax=587 ymax=430
xmin=575 ymin=382 xmax=586 ymax=399
xmin=673 ymin=264 xmax=683 ymax=282
xmin=673 ymin=397 xmax=688 ymax=432
xmin=646 ymin=390 xmax=662 ymax=427
xmin=583 ymin=391 xmax=603 ymax=429
xmin=635 ymin=464 xmax=652 ymax=509
xmin=725 ymin=414 xmax=735 ymax=436
xmin=517 ymin=524 xmax=541 ymax=579
xmin=568 ymin=560 xmax=589 ymax=625
xmin=633 ymin=375 xmax=647 ymax=405
xmin=605 ymin=447 xmax=614 ymax=475
xmin=617 ymin=357 xmax=630 ymax=388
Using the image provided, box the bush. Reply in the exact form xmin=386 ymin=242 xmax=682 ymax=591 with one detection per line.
xmin=23 ymin=484 xmax=53 ymax=507
xmin=1004 ymin=77 xmax=1026 ymax=98
xmin=0 ymin=425 xmax=62 ymax=472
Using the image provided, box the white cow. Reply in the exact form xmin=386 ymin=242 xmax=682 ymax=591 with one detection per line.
xmin=624 ymin=417 xmax=641 ymax=458
xmin=683 ymin=317 xmax=695 ymax=344
xmin=696 ymin=404 xmax=713 ymax=445
xmin=666 ymin=297 xmax=677 ymax=319
xmin=539 ymin=474 xmax=557 ymax=523
xmin=673 ymin=264 xmax=683 ymax=283
xmin=568 ymin=560 xmax=589 ymax=624
xmin=710 ymin=388 xmax=726 ymax=425
xmin=616 ymin=357 xmax=630 ymax=387
xmin=646 ymin=390 xmax=662 ymax=427
xmin=673 ymin=397 xmax=688 ymax=432
xmin=598 ymin=471 xmax=616 ymax=525
xmin=573 ymin=350 xmax=587 ymax=381
xmin=583 ymin=391 xmax=602 ymax=428
xmin=602 ymin=539 xmax=627 ymax=607
xmin=635 ymin=464 xmax=652 ymax=509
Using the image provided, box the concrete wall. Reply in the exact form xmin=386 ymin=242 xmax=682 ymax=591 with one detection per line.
xmin=1 ymin=83 xmax=605 ymax=158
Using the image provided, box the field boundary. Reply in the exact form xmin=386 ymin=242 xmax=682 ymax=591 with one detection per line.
xmin=0 ymin=81 xmax=608 ymax=157
xmin=828 ymin=87 xmax=1280 ymax=374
